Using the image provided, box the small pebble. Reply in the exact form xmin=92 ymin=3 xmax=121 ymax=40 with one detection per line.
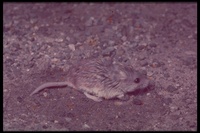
xmin=183 ymin=57 xmax=196 ymax=66
xmin=140 ymin=60 xmax=148 ymax=66
xmin=102 ymin=46 xmax=116 ymax=56
xmin=17 ymin=96 xmax=23 ymax=103
xmin=167 ymin=85 xmax=178 ymax=92
xmin=162 ymin=97 xmax=172 ymax=105
xmin=133 ymin=99 xmax=143 ymax=105
xmin=82 ymin=123 xmax=90 ymax=129
xmin=149 ymin=43 xmax=157 ymax=48
xmin=55 ymin=38 xmax=63 ymax=42
xmin=68 ymin=44 xmax=76 ymax=51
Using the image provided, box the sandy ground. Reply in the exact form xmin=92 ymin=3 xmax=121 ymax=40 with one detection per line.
xmin=3 ymin=3 xmax=197 ymax=131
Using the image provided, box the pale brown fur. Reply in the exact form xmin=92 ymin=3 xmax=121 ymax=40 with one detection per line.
xmin=30 ymin=58 xmax=150 ymax=102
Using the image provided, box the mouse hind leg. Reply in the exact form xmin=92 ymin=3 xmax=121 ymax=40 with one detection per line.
xmin=83 ymin=92 xmax=103 ymax=102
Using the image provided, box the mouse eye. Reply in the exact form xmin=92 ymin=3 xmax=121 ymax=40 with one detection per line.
xmin=134 ymin=78 xmax=140 ymax=83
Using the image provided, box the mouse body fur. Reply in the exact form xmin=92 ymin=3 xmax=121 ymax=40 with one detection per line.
xmin=30 ymin=58 xmax=150 ymax=102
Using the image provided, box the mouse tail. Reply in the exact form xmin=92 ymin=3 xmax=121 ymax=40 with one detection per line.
xmin=30 ymin=82 xmax=69 ymax=96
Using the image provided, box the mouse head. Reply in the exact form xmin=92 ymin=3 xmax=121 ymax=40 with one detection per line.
xmin=118 ymin=66 xmax=150 ymax=93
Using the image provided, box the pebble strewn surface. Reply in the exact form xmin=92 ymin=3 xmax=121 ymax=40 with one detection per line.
xmin=3 ymin=3 xmax=197 ymax=131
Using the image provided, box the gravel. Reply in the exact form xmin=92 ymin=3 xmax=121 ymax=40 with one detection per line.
xmin=3 ymin=3 xmax=197 ymax=131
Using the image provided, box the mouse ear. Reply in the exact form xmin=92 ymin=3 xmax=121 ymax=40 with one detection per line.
xmin=119 ymin=71 xmax=127 ymax=80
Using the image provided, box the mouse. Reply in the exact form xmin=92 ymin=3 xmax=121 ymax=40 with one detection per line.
xmin=30 ymin=58 xmax=150 ymax=102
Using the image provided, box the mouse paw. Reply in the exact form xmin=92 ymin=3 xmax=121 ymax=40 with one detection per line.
xmin=117 ymin=94 xmax=130 ymax=101
xmin=84 ymin=92 xmax=103 ymax=102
